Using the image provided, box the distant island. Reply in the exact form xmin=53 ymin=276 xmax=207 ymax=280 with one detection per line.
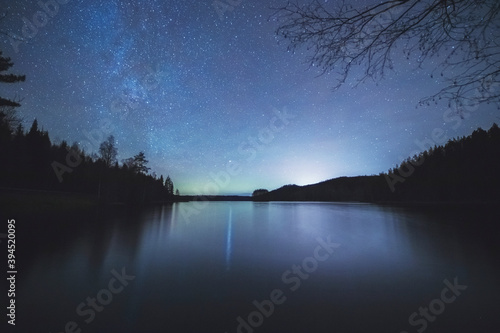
xmin=252 ymin=124 xmax=500 ymax=204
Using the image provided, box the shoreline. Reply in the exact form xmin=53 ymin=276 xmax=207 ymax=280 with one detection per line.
xmin=1 ymin=188 xmax=497 ymax=215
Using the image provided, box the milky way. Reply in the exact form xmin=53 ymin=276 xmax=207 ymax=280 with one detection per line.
xmin=1 ymin=0 xmax=498 ymax=194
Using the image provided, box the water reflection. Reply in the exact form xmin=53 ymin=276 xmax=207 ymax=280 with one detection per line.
xmin=16 ymin=202 xmax=500 ymax=333
xmin=226 ymin=207 xmax=233 ymax=271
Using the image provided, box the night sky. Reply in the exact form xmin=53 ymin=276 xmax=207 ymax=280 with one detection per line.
xmin=1 ymin=0 xmax=499 ymax=195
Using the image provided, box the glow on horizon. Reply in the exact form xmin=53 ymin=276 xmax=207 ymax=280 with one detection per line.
xmin=4 ymin=0 xmax=498 ymax=196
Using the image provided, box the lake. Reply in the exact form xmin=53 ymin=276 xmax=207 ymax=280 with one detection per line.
xmin=14 ymin=202 xmax=500 ymax=333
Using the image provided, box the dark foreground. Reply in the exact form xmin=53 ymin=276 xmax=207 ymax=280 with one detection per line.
xmin=1 ymin=201 xmax=499 ymax=333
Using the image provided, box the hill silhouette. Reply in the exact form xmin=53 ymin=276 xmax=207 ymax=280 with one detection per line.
xmin=254 ymin=124 xmax=500 ymax=204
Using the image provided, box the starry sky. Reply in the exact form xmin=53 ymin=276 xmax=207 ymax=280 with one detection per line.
xmin=1 ymin=0 xmax=499 ymax=195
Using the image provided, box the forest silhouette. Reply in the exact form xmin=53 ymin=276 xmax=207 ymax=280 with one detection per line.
xmin=1 ymin=49 xmax=499 ymax=206
xmin=1 ymin=49 xmax=176 ymax=207
xmin=0 ymin=116 xmax=177 ymax=206
xmin=2 ymin=113 xmax=499 ymax=206
xmin=253 ymin=124 xmax=500 ymax=204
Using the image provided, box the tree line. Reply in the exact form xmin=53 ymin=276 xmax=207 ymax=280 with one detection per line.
xmin=254 ymin=123 xmax=500 ymax=203
xmin=0 ymin=115 xmax=178 ymax=205
xmin=0 ymin=49 xmax=177 ymax=205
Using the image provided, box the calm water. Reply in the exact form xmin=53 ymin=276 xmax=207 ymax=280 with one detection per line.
xmin=13 ymin=202 xmax=500 ymax=333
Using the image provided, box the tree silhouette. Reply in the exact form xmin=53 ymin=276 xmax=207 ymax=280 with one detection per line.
xmin=0 ymin=112 xmax=178 ymax=205
xmin=0 ymin=50 xmax=25 ymax=108
xmin=28 ymin=118 xmax=38 ymax=135
xmin=252 ymin=189 xmax=269 ymax=197
xmin=124 ymin=151 xmax=150 ymax=175
xmin=0 ymin=49 xmax=24 ymax=144
xmin=98 ymin=135 xmax=118 ymax=167
xmin=274 ymin=0 xmax=500 ymax=109
xmin=165 ymin=175 xmax=174 ymax=195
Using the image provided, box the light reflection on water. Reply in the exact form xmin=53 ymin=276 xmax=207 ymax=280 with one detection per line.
xmin=16 ymin=202 xmax=500 ymax=333
xmin=226 ymin=207 xmax=233 ymax=271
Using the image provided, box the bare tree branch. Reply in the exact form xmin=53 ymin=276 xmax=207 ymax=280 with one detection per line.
xmin=273 ymin=0 xmax=500 ymax=111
